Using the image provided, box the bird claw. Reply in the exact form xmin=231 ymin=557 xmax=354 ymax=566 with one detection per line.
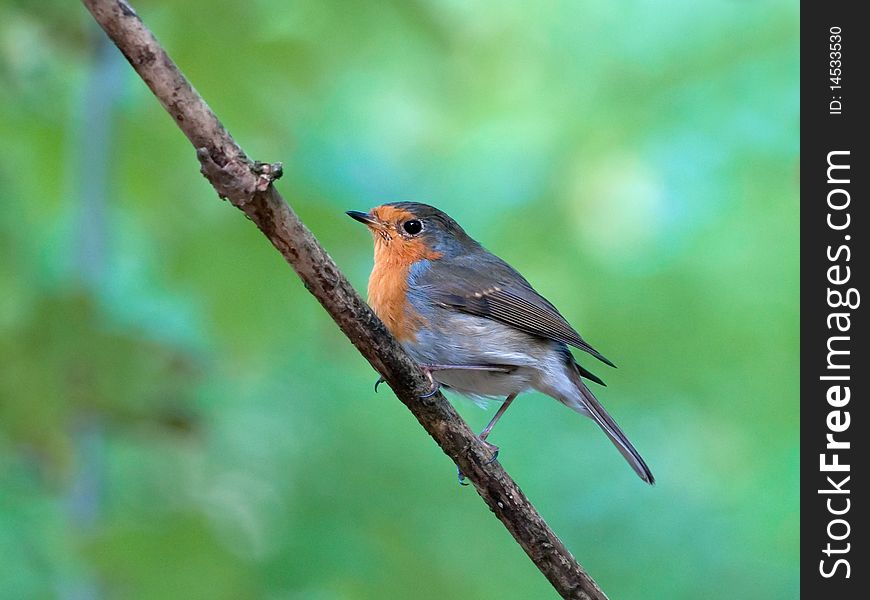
xmin=480 ymin=439 xmax=500 ymax=466
xmin=457 ymin=467 xmax=470 ymax=486
xmin=456 ymin=440 xmax=500 ymax=486
xmin=418 ymin=368 xmax=441 ymax=398
xmin=416 ymin=363 xmax=510 ymax=399
xmin=418 ymin=383 xmax=441 ymax=398
xmin=374 ymin=369 xmax=440 ymax=397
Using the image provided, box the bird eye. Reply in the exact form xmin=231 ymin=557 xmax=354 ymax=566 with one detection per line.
xmin=402 ymin=219 xmax=423 ymax=235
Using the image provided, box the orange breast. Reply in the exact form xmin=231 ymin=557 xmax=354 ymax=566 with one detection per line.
xmin=368 ymin=261 xmax=421 ymax=341
xmin=367 ymin=233 xmax=441 ymax=342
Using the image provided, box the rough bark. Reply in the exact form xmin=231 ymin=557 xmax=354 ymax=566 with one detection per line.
xmin=80 ymin=2 xmax=609 ymax=598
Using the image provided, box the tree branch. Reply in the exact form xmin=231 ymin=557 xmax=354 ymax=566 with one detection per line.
xmin=80 ymin=1 xmax=608 ymax=598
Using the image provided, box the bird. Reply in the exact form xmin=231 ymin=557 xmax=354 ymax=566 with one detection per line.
xmin=347 ymin=202 xmax=654 ymax=484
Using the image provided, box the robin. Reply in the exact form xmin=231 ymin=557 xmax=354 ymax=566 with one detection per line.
xmin=347 ymin=202 xmax=654 ymax=484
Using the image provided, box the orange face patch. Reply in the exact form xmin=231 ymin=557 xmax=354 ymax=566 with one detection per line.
xmin=370 ymin=205 xmax=415 ymax=225
xmin=367 ymin=205 xmax=442 ymax=265
xmin=364 ymin=205 xmax=442 ymax=341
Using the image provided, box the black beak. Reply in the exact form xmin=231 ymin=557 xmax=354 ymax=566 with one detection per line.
xmin=346 ymin=210 xmax=378 ymax=226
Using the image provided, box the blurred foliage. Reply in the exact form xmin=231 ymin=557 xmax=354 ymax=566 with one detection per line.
xmin=1 ymin=0 xmax=797 ymax=598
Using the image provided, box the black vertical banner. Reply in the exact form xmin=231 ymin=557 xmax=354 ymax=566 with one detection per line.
xmin=803 ymin=3 xmax=867 ymax=596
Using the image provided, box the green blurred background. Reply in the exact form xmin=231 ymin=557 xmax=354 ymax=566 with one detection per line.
xmin=1 ymin=0 xmax=798 ymax=598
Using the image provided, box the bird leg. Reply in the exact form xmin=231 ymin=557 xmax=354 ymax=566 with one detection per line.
xmin=479 ymin=392 xmax=517 ymax=447
xmin=458 ymin=393 xmax=518 ymax=485
xmin=374 ymin=364 xmax=511 ymax=396
xmin=373 ymin=364 xmax=511 ymax=396
xmin=417 ymin=363 xmax=513 ymax=398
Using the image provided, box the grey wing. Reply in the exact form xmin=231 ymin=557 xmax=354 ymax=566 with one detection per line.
xmin=421 ymin=254 xmax=615 ymax=369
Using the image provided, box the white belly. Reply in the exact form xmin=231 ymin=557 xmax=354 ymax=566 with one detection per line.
xmin=402 ymin=311 xmax=579 ymax=405
xmin=433 ymin=366 xmax=535 ymax=399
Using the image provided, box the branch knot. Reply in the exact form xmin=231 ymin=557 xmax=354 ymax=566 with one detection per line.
xmin=253 ymin=160 xmax=284 ymax=191
xmin=196 ymin=148 xmax=280 ymax=207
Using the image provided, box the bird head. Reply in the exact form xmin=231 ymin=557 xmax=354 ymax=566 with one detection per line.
xmin=346 ymin=202 xmax=475 ymax=265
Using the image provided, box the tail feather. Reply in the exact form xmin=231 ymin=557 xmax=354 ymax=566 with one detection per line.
xmin=567 ymin=363 xmax=655 ymax=485
xmin=575 ymin=362 xmax=606 ymax=386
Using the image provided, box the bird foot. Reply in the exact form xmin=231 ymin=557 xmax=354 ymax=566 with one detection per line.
xmin=456 ymin=438 xmax=501 ymax=486
xmin=372 ymin=369 xmax=444 ymax=398
xmin=418 ymin=367 xmax=441 ymax=398
xmin=417 ymin=363 xmax=512 ymax=399
xmin=457 ymin=467 xmax=470 ymax=486
xmin=374 ymin=370 xmax=442 ymax=398
xmin=481 ymin=440 xmax=500 ymax=465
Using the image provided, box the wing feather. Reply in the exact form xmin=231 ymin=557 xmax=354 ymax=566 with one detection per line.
xmin=424 ymin=257 xmax=615 ymax=369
